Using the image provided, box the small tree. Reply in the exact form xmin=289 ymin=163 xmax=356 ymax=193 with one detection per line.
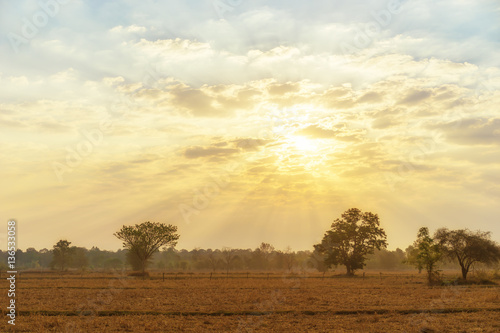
xmin=407 ymin=227 xmax=442 ymax=284
xmin=114 ymin=221 xmax=179 ymax=274
xmin=221 ymin=247 xmax=237 ymax=274
xmin=283 ymin=246 xmax=296 ymax=272
xmin=314 ymin=208 xmax=387 ymax=276
xmin=435 ymin=228 xmax=500 ymax=280
xmin=24 ymin=247 xmax=40 ymax=268
xmin=71 ymin=247 xmax=89 ymax=270
xmin=207 ymin=250 xmax=220 ymax=272
xmin=51 ymin=240 xmax=74 ymax=271
xmin=259 ymin=242 xmax=275 ymax=270
xmin=103 ymin=258 xmax=123 ymax=270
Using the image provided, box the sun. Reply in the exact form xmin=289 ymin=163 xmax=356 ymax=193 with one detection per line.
xmin=271 ymin=135 xmax=330 ymax=177
xmin=288 ymin=135 xmax=318 ymax=152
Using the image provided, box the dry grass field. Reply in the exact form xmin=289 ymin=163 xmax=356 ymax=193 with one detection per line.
xmin=1 ymin=271 xmax=499 ymax=332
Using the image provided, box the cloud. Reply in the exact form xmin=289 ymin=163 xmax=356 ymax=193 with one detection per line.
xmin=1 ymin=0 xmax=500 ymax=251
xmin=435 ymin=118 xmax=500 ymax=146
xmin=372 ymin=117 xmax=401 ymax=129
xmin=183 ymin=146 xmax=239 ymax=159
xmin=357 ymin=92 xmax=383 ymax=103
xmin=183 ymin=137 xmax=271 ymax=159
xmin=398 ymin=90 xmax=432 ymax=105
xmin=170 ymin=87 xmax=222 ymax=117
xmin=267 ymin=82 xmax=300 ymax=95
xmin=232 ymin=138 xmax=269 ymax=151
xmin=37 ymin=121 xmax=71 ymax=132
xmin=110 ymin=25 xmax=147 ymax=34
xmin=0 ymin=117 xmax=25 ymax=128
xmin=296 ymin=125 xmax=337 ymax=138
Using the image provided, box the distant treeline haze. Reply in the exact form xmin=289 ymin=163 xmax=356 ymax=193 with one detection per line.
xmin=0 ymin=243 xmax=463 ymax=272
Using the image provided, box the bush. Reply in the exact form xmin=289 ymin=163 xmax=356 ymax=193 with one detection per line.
xmin=443 ymin=277 xmax=497 ymax=286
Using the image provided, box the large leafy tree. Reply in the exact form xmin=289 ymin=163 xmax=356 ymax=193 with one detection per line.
xmin=114 ymin=221 xmax=180 ymax=274
xmin=51 ymin=240 xmax=74 ymax=271
xmin=435 ymin=228 xmax=500 ymax=280
xmin=406 ymin=227 xmax=442 ymax=284
xmin=314 ymin=208 xmax=387 ymax=276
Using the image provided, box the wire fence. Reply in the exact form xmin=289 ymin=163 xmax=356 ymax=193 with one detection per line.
xmin=0 ymin=269 xmax=468 ymax=281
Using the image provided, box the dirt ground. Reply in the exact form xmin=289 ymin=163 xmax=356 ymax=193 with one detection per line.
xmin=1 ymin=271 xmax=499 ymax=332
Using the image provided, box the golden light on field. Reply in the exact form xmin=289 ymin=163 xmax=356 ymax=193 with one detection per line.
xmin=3 ymin=2 xmax=500 ymax=332
xmin=10 ymin=272 xmax=500 ymax=331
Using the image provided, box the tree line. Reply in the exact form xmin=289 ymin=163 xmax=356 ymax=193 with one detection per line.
xmin=0 ymin=241 xmax=414 ymax=272
xmin=2 ymin=208 xmax=499 ymax=284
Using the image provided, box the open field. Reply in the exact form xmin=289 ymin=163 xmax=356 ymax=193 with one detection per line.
xmin=1 ymin=271 xmax=499 ymax=332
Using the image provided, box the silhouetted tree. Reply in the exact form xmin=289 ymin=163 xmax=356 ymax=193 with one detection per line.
xmin=283 ymin=246 xmax=296 ymax=272
xmin=258 ymin=242 xmax=275 ymax=270
xmin=221 ymin=247 xmax=237 ymax=273
xmin=103 ymin=258 xmax=123 ymax=270
xmin=71 ymin=247 xmax=89 ymax=270
xmin=373 ymin=248 xmax=405 ymax=270
xmin=435 ymin=228 xmax=500 ymax=280
xmin=190 ymin=247 xmax=204 ymax=269
xmin=39 ymin=248 xmax=52 ymax=268
xmin=161 ymin=247 xmax=181 ymax=270
xmin=51 ymin=240 xmax=74 ymax=271
xmin=207 ymin=249 xmax=221 ymax=272
xmin=23 ymin=248 xmax=40 ymax=268
xmin=114 ymin=221 xmax=179 ymax=274
xmin=314 ymin=208 xmax=387 ymax=276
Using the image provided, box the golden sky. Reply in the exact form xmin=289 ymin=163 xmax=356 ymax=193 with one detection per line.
xmin=1 ymin=0 xmax=500 ymax=251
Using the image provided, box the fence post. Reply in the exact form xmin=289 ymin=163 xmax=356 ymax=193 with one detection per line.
xmin=162 ymin=273 xmax=165 ymax=282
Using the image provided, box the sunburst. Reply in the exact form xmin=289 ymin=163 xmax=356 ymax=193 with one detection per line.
xmin=288 ymin=135 xmax=318 ymax=152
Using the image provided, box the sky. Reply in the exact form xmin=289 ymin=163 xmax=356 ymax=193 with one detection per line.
xmin=1 ymin=0 xmax=499 ymax=252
